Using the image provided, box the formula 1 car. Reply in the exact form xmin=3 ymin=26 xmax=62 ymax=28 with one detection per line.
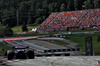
xmin=6 ymin=46 xmax=34 ymax=60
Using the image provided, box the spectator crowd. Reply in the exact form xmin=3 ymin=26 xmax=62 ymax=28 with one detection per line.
xmin=37 ymin=9 xmax=100 ymax=32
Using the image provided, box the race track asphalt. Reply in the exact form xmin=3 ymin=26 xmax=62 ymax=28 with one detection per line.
xmin=1 ymin=56 xmax=100 ymax=66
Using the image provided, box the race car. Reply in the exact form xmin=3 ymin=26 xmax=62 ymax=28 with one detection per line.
xmin=6 ymin=46 xmax=34 ymax=60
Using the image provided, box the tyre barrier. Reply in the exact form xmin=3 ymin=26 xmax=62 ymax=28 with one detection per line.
xmin=44 ymin=48 xmax=80 ymax=53
xmin=35 ymin=53 xmax=70 ymax=57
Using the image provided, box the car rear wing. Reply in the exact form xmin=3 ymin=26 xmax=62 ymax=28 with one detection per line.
xmin=12 ymin=46 xmax=29 ymax=49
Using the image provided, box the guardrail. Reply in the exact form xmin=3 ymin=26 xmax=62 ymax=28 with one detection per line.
xmin=35 ymin=53 xmax=70 ymax=57
xmin=37 ymin=37 xmax=65 ymax=40
xmin=1 ymin=41 xmax=14 ymax=47
xmin=44 ymin=48 xmax=80 ymax=53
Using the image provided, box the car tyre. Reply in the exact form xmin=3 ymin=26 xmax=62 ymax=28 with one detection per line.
xmin=7 ymin=50 xmax=15 ymax=60
xmin=27 ymin=50 xmax=34 ymax=59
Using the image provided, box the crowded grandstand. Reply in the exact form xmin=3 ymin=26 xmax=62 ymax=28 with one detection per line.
xmin=37 ymin=9 xmax=100 ymax=32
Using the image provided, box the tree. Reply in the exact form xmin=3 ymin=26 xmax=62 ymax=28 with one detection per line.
xmin=74 ymin=0 xmax=79 ymax=10
xmin=22 ymin=23 xmax=28 ymax=32
xmin=35 ymin=17 xmax=42 ymax=24
xmin=48 ymin=3 xmax=60 ymax=13
xmin=36 ymin=8 xmax=44 ymax=17
xmin=84 ymin=0 xmax=94 ymax=9
xmin=42 ymin=0 xmax=48 ymax=9
xmin=67 ymin=0 xmax=75 ymax=11
xmin=42 ymin=0 xmax=49 ymax=16
xmin=30 ymin=0 xmax=36 ymax=12
xmin=2 ymin=18 xmax=8 ymax=26
xmin=42 ymin=15 xmax=46 ymax=20
xmin=0 ymin=25 xmax=5 ymax=37
xmin=48 ymin=3 xmax=55 ymax=14
xmin=19 ymin=2 xmax=29 ymax=24
xmin=60 ymin=3 xmax=66 ymax=12
xmin=19 ymin=2 xmax=29 ymax=13
xmin=94 ymin=0 xmax=100 ymax=8
xmin=2 ymin=9 xmax=16 ymax=27
xmin=0 ymin=0 xmax=4 ymax=9
xmin=54 ymin=3 xmax=59 ymax=12
xmin=27 ymin=18 xmax=33 ymax=24
xmin=74 ymin=0 xmax=84 ymax=10
xmin=0 ymin=0 xmax=96 ymax=28
xmin=0 ymin=25 xmax=13 ymax=37
xmin=4 ymin=26 xmax=13 ymax=37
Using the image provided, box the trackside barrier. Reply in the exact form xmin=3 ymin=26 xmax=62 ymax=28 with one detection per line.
xmin=2 ymin=41 xmax=14 ymax=47
xmin=44 ymin=48 xmax=80 ymax=53
xmin=0 ymin=59 xmax=20 ymax=65
xmin=35 ymin=53 xmax=70 ymax=57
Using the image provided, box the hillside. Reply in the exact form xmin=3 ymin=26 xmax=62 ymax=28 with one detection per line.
xmin=0 ymin=0 xmax=99 ymax=28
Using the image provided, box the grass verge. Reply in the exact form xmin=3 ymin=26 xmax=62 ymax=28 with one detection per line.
xmin=12 ymin=25 xmax=39 ymax=33
xmin=49 ymin=40 xmax=69 ymax=46
xmin=0 ymin=42 xmax=12 ymax=56
xmin=65 ymin=32 xmax=100 ymax=55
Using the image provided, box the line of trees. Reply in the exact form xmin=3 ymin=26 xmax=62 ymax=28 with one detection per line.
xmin=0 ymin=24 xmax=13 ymax=37
xmin=0 ymin=0 xmax=100 ymax=28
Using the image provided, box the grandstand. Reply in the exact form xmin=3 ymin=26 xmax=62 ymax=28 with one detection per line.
xmin=37 ymin=9 xmax=100 ymax=32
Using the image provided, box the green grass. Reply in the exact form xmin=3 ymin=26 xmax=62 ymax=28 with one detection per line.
xmin=0 ymin=42 xmax=12 ymax=56
xmin=17 ymin=33 xmax=49 ymax=37
xmin=48 ymin=29 xmax=100 ymax=34
xmin=10 ymin=26 xmax=100 ymax=55
xmin=66 ymin=34 xmax=86 ymax=51
xmin=50 ymin=40 xmax=69 ymax=46
xmin=12 ymin=26 xmax=100 ymax=37
xmin=65 ymin=32 xmax=100 ymax=55
xmin=12 ymin=26 xmax=22 ymax=33
xmin=12 ymin=25 xmax=39 ymax=33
